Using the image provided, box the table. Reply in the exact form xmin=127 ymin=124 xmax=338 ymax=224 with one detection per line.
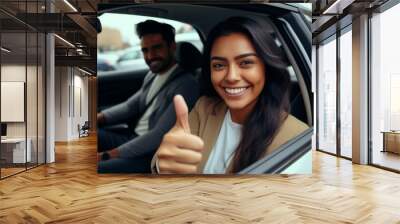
xmin=381 ymin=131 xmax=400 ymax=154
xmin=1 ymin=138 xmax=32 ymax=163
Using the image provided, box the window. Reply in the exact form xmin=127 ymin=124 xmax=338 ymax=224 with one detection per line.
xmin=98 ymin=14 xmax=203 ymax=72
xmin=339 ymin=28 xmax=352 ymax=158
xmin=0 ymin=1 xmax=46 ymax=179
xmin=370 ymin=3 xmax=400 ymax=171
xmin=316 ymin=26 xmax=353 ymax=159
xmin=317 ymin=36 xmax=337 ymax=155
xmin=119 ymin=50 xmax=141 ymax=62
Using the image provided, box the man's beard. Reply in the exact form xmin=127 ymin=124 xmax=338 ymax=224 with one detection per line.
xmin=147 ymin=54 xmax=173 ymax=73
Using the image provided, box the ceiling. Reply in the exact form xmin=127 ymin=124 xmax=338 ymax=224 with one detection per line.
xmin=0 ymin=0 xmax=313 ymax=73
xmin=311 ymin=0 xmax=391 ymax=43
xmin=2 ymin=0 xmax=393 ymax=71
xmin=0 ymin=0 xmax=101 ymax=72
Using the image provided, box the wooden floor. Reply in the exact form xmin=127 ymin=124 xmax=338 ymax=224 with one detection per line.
xmin=372 ymin=150 xmax=400 ymax=171
xmin=1 ymin=167 xmax=26 ymax=178
xmin=1 ymin=135 xmax=400 ymax=223
xmin=1 ymin=163 xmax=45 ymax=178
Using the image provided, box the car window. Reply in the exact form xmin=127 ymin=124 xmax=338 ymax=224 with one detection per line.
xmin=98 ymin=14 xmax=203 ymax=72
xmin=120 ymin=50 xmax=141 ymax=62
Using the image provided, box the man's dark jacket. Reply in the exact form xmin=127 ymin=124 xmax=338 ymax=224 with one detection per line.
xmin=101 ymin=65 xmax=199 ymax=158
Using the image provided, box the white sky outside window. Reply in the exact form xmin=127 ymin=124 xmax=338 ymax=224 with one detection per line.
xmin=99 ymin=14 xmax=187 ymax=47
xmin=339 ymin=29 xmax=352 ymax=158
xmin=318 ymin=37 xmax=337 ymax=154
xmin=371 ymin=3 xmax=400 ymax=166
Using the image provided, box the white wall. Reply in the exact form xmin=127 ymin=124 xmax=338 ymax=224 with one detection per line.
xmin=55 ymin=66 xmax=69 ymax=141
xmin=75 ymin=71 xmax=89 ymax=139
xmin=54 ymin=67 xmax=89 ymax=141
xmin=1 ymin=65 xmax=26 ymax=139
xmin=1 ymin=63 xmax=46 ymax=164
xmin=1 ymin=65 xmax=36 ymax=138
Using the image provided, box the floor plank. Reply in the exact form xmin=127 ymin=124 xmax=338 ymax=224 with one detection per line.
xmin=372 ymin=150 xmax=400 ymax=171
xmin=0 ymin=135 xmax=399 ymax=223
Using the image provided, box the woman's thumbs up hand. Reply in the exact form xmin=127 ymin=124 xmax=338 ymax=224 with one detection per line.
xmin=155 ymin=95 xmax=204 ymax=174
xmin=173 ymin=94 xmax=191 ymax=133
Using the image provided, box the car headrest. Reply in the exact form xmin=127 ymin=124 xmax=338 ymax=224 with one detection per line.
xmin=176 ymin=41 xmax=203 ymax=71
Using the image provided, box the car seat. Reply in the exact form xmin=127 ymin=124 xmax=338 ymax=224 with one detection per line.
xmin=175 ymin=41 xmax=203 ymax=80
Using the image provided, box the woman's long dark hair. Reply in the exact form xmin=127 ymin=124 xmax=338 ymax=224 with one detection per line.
xmin=201 ymin=16 xmax=291 ymax=173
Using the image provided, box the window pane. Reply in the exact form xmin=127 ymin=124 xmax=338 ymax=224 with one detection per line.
xmin=371 ymin=3 xmax=400 ymax=171
xmin=27 ymin=31 xmax=38 ymax=169
xmin=1 ymin=30 xmax=28 ymax=177
xmin=318 ymin=37 xmax=337 ymax=154
xmin=340 ymin=29 xmax=352 ymax=158
xmin=38 ymin=32 xmax=46 ymax=165
xmin=98 ymin=14 xmax=203 ymax=72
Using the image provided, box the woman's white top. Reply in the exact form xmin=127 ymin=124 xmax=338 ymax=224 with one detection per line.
xmin=203 ymin=110 xmax=242 ymax=174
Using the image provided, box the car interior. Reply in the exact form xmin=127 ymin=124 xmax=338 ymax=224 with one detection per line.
xmin=98 ymin=3 xmax=312 ymax=123
xmin=97 ymin=3 xmax=312 ymax=172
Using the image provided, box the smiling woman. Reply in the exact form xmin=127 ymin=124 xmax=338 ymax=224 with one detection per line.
xmin=209 ymin=32 xmax=266 ymax=124
xmin=153 ymin=16 xmax=309 ymax=174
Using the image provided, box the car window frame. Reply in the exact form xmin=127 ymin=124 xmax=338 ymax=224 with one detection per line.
xmin=273 ymin=16 xmax=313 ymax=126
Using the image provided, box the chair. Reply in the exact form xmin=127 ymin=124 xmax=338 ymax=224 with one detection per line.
xmin=78 ymin=121 xmax=90 ymax=138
